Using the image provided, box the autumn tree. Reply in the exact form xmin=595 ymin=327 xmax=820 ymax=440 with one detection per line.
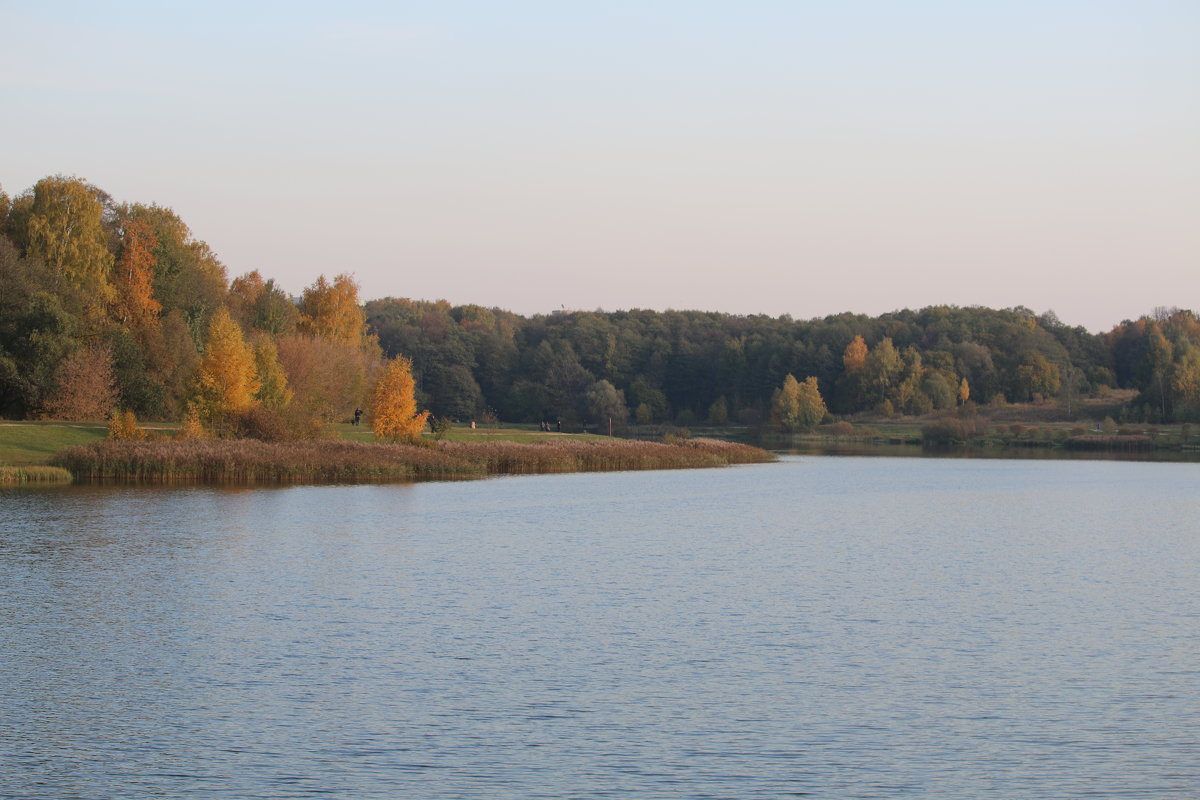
xmin=192 ymin=307 xmax=259 ymax=428
xmin=371 ymin=356 xmax=429 ymax=442
xmin=112 ymin=217 xmax=162 ymax=328
xmin=843 ymin=335 xmax=867 ymax=373
xmin=771 ymin=374 xmax=826 ymax=432
xmin=276 ymin=333 xmax=375 ymax=427
xmin=835 ymin=334 xmax=869 ymax=412
xmin=227 ymin=270 xmax=267 ymax=330
xmin=43 ymin=344 xmax=118 ymax=420
xmin=298 ymin=273 xmax=367 ymax=344
xmin=122 ymin=203 xmax=227 ymax=345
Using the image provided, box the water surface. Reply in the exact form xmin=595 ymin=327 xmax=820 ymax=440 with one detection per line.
xmin=2 ymin=457 xmax=1197 ymax=798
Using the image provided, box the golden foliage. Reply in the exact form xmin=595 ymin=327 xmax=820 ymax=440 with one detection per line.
xmin=298 ymin=273 xmax=366 ymax=344
xmin=194 ymin=307 xmax=260 ymax=423
xmin=276 ymin=333 xmax=373 ymax=424
xmin=843 ymin=335 xmax=867 ymax=373
xmin=371 ymin=356 xmax=429 ymax=442
xmin=108 ymin=408 xmax=146 ymax=440
xmin=771 ymin=374 xmax=827 ymax=432
xmin=176 ymin=407 xmax=209 ymax=440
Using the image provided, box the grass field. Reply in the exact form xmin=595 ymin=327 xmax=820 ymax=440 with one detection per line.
xmin=0 ymin=422 xmax=110 ymax=466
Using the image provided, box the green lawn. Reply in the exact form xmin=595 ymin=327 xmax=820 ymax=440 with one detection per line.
xmin=327 ymin=422 xmax=610 ymax=445
xmin=0 ymin=422 xmax=109 ymax=465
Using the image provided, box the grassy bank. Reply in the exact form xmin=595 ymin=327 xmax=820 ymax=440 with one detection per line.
xmin=51 ymin=437 xmax=772 ymax=484
xmin=0 ymin=465 xmax=73 ymax=485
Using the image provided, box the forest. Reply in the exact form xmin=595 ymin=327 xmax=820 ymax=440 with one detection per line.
xmin=3 ymin=175 xmax=1199 ymax=435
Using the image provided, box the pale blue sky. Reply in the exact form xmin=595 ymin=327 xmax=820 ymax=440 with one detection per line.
xmin=3 ymin=1 xmax=1197 ymax=331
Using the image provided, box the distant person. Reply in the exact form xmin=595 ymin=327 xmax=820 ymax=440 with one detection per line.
xmin=353 ymin=408 xmax=363 ymax=426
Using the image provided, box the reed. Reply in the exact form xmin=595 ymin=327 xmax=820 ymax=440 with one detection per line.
xmin=0 ymin=466 xmax=73 ymax=485
xmin=51 ymin=436 xmax=772 ymax=484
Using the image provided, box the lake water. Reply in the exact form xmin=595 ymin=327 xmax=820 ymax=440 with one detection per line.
xmin=2 ymin=457 xmax=1197 ymax=799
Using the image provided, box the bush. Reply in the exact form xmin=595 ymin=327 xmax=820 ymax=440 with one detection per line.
xmin=921 ymin=415 xmax=986 ymax=446
xmin=176 ymin=409 xmax=209 ymax=440
xmin=828 ymin=420 xmax=854 ymax=437
xmin=430 ymin=416 xmax=452 ymax=440
xmin=233 ymin=405 xmax=288 ymax=442
xmin=108 ymin=409 xmax=146 ymax=440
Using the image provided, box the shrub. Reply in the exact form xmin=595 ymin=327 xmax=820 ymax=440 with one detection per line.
xmin=233 ymin=405 xmax=288 ymax=442
xmin=430 ymin=416 xmax=452 ymax=440
xmin=828 ymin=420 xmax=854 ymax=438
xmin=176 ymin=408 xmax=209 ymax=440
xmin=921 ymin=415 xmax=986 ymax=446
xmin=46 ymin=345 xmax=118 ymax=421
xmin=108 ymin=409 xmax=146 ymax=440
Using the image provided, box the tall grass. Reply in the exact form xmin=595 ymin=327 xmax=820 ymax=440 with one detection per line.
xmin=52 ymin=436 xmax=773 ymax=484
xmin=0 ymin=466 xmax=73 ymax=485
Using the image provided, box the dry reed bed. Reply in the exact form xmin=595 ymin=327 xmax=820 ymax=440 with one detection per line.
xmin=0 ymin=466 xmax=73 ymax=485
xmin=51 ymin=436 xmax=772 ymax=484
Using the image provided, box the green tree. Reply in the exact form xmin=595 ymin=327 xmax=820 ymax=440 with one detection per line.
xmin=253 ymin=336 xmax=293 ymax=410
xmin=863 ymin=337 xmax=903 ymax=410
xmin=584 ymin=379 xmax=628 ymax=432
xmin=1015 ymin=352 xmax=1061 ymax=402
xmin=24 ymin=176 xmax=116 ymax=326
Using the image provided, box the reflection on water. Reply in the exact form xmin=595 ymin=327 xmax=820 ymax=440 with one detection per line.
xmin=2 ymin=458 xmax=1198 ymax=799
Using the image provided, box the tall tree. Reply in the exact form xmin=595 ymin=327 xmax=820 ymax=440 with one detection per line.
xmin=192 ymin=308 xmax=259 ymax=426
xmin=371 ymin=356 xmax=429 ymax=442
xmin=113 ymin=217 xmax=162 ymax=328
xmin=298 ymin=273 xmax=367 ymax=344
xmin=24 ymin=176 xmax=116 ymax=325
xmin=771 ymin=374 xmax=826 ymax=432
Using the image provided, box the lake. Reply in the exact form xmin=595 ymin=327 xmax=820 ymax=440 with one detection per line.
xmin=2 ymin=456 xmax=1197 ymax=799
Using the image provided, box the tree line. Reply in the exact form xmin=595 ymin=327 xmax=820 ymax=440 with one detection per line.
xmin=2 ymin=175 xmax=1198 ymax=435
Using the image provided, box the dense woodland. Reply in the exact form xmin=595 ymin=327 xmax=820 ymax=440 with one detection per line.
xmin=2 ymin=175 xmax=1199 ymax=435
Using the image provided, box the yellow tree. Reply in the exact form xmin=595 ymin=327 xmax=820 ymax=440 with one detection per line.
xmin=193 ymin=307 xmax=259 ymax=426
xmin=842 ymin=335 xmax=867 ymax=373
xmin=298 ymin=273 xmax=367 ymax=344
xmin=771 ymin=374 xmax=826 ymax=432
xmin=371 ymin=356 xmax=429 ymax=442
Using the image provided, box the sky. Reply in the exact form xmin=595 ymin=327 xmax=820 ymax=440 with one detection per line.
xmin=2 ymin=1 xmax=1197 ymax=332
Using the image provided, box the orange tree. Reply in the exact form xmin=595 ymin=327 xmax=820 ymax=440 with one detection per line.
xmin=371 ymin=356 xmax=429 ymax=442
